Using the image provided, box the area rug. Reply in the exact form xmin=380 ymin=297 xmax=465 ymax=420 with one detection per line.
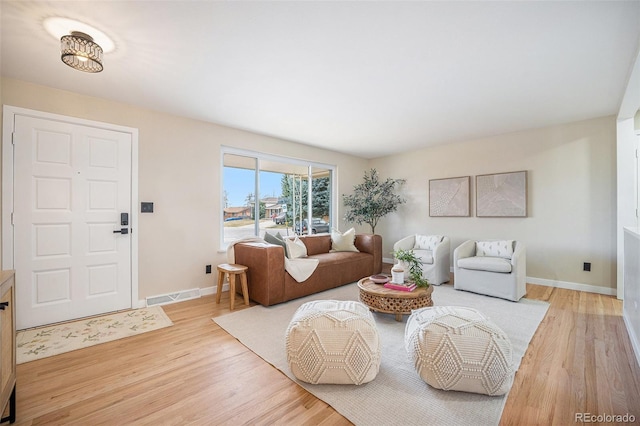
xmin=214 ymin=283 xmax=549 ymax=426
xmin=17 ymin=306 xmax=173 ymax=364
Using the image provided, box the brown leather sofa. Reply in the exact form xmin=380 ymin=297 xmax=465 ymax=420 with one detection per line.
xmin=234 ymin=234 xmax=382 ymax=306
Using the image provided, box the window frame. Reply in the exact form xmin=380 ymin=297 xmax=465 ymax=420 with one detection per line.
xmin=220 ymin=146 xmax=336 ymax=249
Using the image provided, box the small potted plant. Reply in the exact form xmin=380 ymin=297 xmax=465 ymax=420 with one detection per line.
xmin=392 ymin=248 xmax=430 ymax=288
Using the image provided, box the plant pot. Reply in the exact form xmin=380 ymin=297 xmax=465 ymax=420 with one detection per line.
xmin=391 ymin=265 xmax=405 ymax=284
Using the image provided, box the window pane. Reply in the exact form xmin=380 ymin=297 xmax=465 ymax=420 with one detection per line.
xmin=286 ymin=173 xmax=310 ymax=235
xmin=261 ymin=161 xmax=307 ymax=238
xmin=310 ymin=167 xmax=332 ymax=234
xmin=223 ymin=154 xmax=256 ymax=245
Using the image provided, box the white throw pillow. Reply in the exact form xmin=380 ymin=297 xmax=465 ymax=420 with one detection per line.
xmin=476 ymin=240 xmax=514 ymax=259
xmin=285 ymin=236 xmax=308 ymax=259
xmin=330 ymin=228 xmax=359 ymax=252
xmin=414 ymin=235 xmax=442 ymax=251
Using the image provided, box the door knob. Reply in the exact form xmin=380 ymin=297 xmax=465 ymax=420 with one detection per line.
xmin=113 ymin=228 xmax=129 ymax=234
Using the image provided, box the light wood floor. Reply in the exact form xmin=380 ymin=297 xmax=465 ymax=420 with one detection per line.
xmin=8 ymin=279 xmax=640 ymax=425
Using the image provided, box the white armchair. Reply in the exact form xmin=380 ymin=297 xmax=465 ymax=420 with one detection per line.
xmin=453 ymin=240 xmax=526 ymax=301
xmin=393 ymin=235 xmax=451 ymax=285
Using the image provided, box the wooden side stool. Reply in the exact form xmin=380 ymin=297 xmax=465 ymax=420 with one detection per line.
xmin=216 ymin=263 xmax=249 ymax=311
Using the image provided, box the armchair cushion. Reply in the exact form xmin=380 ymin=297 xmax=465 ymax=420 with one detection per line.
xmin=457 ymin=256 xmax=512 ymax=273
xmin=476 ymin=240 xmax=513 ymax=259
xmin=412 ymin=249 xmax=434 ymax=265
xmin=414 ymin=235 xmax=443 ymax=251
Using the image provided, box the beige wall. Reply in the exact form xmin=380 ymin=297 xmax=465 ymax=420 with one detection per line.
xmin=371 ymin=116 xmax=617 ymax=292
xmin=0 ymin=77 xmax=618 ymax=297
xmin=0 ymin=78 xmax=369 ymax=300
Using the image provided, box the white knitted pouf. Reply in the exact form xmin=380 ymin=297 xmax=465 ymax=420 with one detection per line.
xmin=285 ymin=300 xmax=381 ymax=385
xmin=405 ymin=306 xmax=514 ymax=395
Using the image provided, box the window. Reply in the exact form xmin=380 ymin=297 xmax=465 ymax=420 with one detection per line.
xmin=221 ymin=148 xmax=335 ymax=248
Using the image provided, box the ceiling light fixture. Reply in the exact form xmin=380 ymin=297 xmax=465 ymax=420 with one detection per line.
xmin=60 ymin=31 xmax=103 ymax=73
xmin=44 ymin=17 xmax=115 ymax=73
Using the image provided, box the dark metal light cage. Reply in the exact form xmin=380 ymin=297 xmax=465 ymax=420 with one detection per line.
xmin=60 ymin=31 xmax=103 ymax=73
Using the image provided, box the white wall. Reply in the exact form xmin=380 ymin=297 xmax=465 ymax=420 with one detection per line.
xmin=623 ymin=228 xmax=640 ymax=368
xmin=371 ymin=116 xmax=617 ymax=294
xmin=617 ymin=118 xmax=639 ymax=298
xmin=0 ymin=78 xmax=369 ymax=300
xmin=617 ymin=45 xmax=640 ymax=299
xmin=618 ymin=40 xmax=640 ymax=366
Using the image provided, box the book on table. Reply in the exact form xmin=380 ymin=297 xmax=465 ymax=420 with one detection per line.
xmin=383 ymin=282 xmax=417 ymax=292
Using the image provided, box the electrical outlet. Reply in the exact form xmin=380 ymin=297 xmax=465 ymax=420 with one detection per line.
xmin=583 ymin=262 xmax=591 ymax=272
xmin=206 ymin=264 xmax=212 ymax=274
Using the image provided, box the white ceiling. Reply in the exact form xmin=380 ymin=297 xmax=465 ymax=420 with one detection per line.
xmin=2 ymin=1 xmax=639 ymax=159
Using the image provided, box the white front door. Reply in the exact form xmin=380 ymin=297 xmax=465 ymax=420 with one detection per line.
xmin=11 ymin=114 xmax=134 ymax=330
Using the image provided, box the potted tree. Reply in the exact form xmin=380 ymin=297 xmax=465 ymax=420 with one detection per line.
xmin=343 ymin=169 xmax=406 ymax=234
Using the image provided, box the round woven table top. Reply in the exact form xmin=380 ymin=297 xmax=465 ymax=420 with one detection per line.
xmin=357 ymin=276 xmax=434 ymax=321
xmin=358 ymin=277 xmax=433 ymax=297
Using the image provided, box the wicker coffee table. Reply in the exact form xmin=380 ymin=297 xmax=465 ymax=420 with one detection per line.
xmin=357 ymin=276 xmax=434 ymax=321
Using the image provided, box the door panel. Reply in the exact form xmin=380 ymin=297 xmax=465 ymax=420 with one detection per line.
xmin=13 ymin=115 xmax=132 ymax=329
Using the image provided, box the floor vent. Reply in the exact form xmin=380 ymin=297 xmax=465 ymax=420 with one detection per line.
xmin=146 ymin=288 xmax=201 ymax=307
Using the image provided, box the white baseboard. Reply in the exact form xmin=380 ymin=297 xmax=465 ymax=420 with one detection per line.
xmin=383 ymin=259 xmax=617 ymax=297
xmin=526 ymin=276 xmax=617 ymax=296
xmin=623 ymin=312 xmax=640 ymax=369
xmin=137 ymin=284 xmax=227 ymax=308
xmin=200 ymin=285 xmax=217 ymax=296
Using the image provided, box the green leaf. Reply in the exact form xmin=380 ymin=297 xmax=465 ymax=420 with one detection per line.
xmin=342 ymin=169 xmax=405 ymax=234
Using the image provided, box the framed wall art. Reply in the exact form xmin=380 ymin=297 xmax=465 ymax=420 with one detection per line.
xmin=429 ymin=176 xmax=470 ymax=217
xmin=476 ymin=171 xmax=527 ymax=217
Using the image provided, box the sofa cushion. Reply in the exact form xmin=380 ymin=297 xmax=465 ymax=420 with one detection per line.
xmin=414 ymin=235 xmax=442 ymax=251
xmin=330 ymin=228 xmax=359 ymax=252
xmin=300 ymin=234 xmax=332 ymax=255
xmin=264 ymin=231 xmax=287 ymax=255
xmin=413 ymin=249 xmax=434 ymax=265
xmin=476 ymin=240 xmax=513 ymax=259
xmin=457 ymin=256 xmax=512 ymax=273
xmin=285 ymin=236 xmax=308 ymax=259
